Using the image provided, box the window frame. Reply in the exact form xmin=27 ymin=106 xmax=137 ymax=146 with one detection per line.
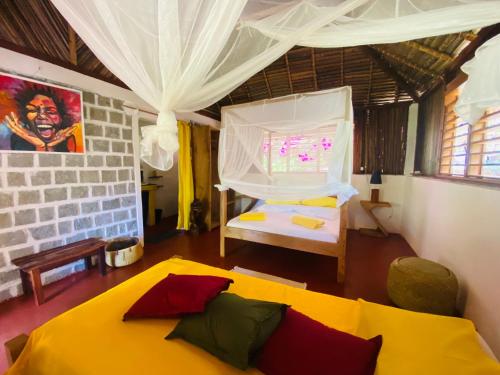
xmin=436 ymin=75 xmax=500 ymax=185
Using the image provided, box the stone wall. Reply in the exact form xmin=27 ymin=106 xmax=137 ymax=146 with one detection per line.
xmin=0 ymin=91 xmax=139 ymax=302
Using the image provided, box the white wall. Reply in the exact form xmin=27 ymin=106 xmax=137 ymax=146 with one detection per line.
xmin=401 ymin=176 xmax=500 ymax=357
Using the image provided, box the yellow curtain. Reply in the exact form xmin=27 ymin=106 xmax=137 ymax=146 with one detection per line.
xmin=177 ymin=121 xmax=194 ymax=230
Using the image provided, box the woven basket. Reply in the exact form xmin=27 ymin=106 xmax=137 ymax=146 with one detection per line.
xmin=105 ymin=237 xmax=143 ymax=268
xmin=387 ymin=256 xmax=458 ymax=316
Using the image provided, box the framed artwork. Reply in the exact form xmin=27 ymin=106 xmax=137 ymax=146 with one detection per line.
xmin=0 ymin=73 xmax=84 ymax=153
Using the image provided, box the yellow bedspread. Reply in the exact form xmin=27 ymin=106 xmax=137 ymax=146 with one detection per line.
xmin=6 ymin=259 xmax=499 ymax=375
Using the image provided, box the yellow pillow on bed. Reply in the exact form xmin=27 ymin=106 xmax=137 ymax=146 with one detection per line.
xmin=301 ymin=197 xmax=337 ymax=208
xmin=265 ymin=199 xmax=302 ymax=205
xmin=356 ymin=299 xmax=500 ymax=375
xmin=291 ymin=215 xmax=325 ymax=229
xmin=239 ymin=212 xmax=267 ymax=221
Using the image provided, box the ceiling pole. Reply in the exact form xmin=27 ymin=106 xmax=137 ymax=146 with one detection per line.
xmin=340 ymin=48 xmax=344 ymax=86
xmin=394 ymin=84 xmax=400 ymax=103
xmin=404 ymin=41 xmax=452 ymax=62
xmin=284 ymin=53 xmax=293 ymax=94
xmin=360 ymin=46 xmax=420 ymax=102
xmin=263 ymin=69 xmax=272 ymax=98
xmin=68 ymin=25 xmax=77 ymax=65
xmin=370 ymin=46 xmax=437 ymax=77
xmin=311 ymin=48 xmax=318 ymax=91
xmin=366 ymin=60 xmax=373 ymax=106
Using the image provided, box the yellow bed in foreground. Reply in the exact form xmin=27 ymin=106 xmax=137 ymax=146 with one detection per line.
xmin=7 ymin=259 xmax=500 ymax=375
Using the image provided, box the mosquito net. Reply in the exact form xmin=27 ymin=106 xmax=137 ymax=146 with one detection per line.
xmin=218 ymin=86 xmax=357 ymax=204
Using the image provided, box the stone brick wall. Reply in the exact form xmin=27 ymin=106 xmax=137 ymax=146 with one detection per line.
xmin=0 ymin=91 xmax=139 ymax=302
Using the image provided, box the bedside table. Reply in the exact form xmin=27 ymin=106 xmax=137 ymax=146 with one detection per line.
xmin=359 ymin=200 xmax=391 ymax=237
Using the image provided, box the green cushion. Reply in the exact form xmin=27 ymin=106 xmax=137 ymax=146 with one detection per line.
xmin=166 ymin=293 xmax=286 ymax=370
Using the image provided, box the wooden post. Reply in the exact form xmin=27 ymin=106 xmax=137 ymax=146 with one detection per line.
xmin=336 ymin=202 xmax=348 ymax=283
xmin=219 ymin=190 xmax=227 ymax=257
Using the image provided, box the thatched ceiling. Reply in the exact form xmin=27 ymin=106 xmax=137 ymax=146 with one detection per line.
xmin=0 ymin=0 xmax=497 ymax=120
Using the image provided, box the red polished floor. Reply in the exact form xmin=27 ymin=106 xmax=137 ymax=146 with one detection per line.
xmin=0 ymin=226 xmax=415 ymax=372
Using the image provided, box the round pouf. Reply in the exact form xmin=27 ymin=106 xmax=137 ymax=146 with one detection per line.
xmin=387 ymin=256 xmax=458 ymax=316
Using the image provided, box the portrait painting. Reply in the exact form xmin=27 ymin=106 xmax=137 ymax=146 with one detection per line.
xmin=0 ymin=73 xmax=84 ymax=153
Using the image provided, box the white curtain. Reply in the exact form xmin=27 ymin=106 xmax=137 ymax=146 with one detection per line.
xmin=218 ymin=87 xmax=357 ymax=205
xmin=51 ymin=0 xmax=500 ymax=171
xmin=456 ymin=34 xmax=500 ymax=124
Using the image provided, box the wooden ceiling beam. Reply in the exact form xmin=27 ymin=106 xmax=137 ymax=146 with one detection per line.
xmin=404 ymin=40 xmax=452 ymax=62
xmin=262 ymin=69 xmax=272 ymax=98
xmin=284 ymin=53 xmax=293 ymax=94
xmin=0 ymin=38 xmax=127 ymax=89
xmin=444 ymin=24 xmax=500 ymax=84
xmin=360 ymin=46 xmax=420 ymax=102
xmin=311 ymin=48 xmax=318 ymax=91
xmin=371 ymin=46 xmax=437 ymax=77
xmin=68 ymin=25 xmax=77 ymax=65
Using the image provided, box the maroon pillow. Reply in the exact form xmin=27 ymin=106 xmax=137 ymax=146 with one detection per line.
xmin=256 ymin=308 xmax=382 ymax=375
xmin=123 ymin=274 xmax=233 ymax=320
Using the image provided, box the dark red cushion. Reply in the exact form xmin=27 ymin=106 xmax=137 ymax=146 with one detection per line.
xmin=256 ymin=308 xmax=382 ymax=375
xmin=123 ymin=274 xmax=233 ymax=320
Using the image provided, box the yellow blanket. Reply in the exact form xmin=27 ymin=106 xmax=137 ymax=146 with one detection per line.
xmin=6 ymin=259 xmax=499 ymax=375
xmin=239 ymin=212 xmax=266 ymax=221
xmin=291 ymin=214 xmax=325 ymax=229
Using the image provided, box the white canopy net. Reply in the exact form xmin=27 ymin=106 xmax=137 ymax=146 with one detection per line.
xmin=219 ymin=87 xmax=357 ymax=204
xmin=52 ymin=0 xmax=500 ymax=170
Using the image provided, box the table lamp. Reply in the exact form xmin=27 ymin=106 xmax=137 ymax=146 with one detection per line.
xmin=370 ymin=169 xmax=382 ymax=203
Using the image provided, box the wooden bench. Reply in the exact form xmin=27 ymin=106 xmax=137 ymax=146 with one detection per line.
xmin=11 ymin=238 xmax=107 ymax=305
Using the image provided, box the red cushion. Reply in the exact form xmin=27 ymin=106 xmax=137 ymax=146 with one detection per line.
xmin=256 ymin=308 xmax=382 ymax=375
xmin=123 ymin=274 xmax=233 ymax=320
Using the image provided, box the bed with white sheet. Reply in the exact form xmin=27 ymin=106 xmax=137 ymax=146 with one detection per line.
xmin=227 ymin=202 xmax=341 ymax=243
xmin=220 ymin=190 xmax=348 ymax=283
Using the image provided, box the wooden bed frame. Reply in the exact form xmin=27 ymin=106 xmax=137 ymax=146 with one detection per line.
xmin=219 ymin=190 xmax=348 ymax=283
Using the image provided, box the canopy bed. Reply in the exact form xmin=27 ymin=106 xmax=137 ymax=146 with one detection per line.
xmin=6 ymin=258 xmax=499 ymax=374
xmin=217 ymin=86 xmax=357 ymax=283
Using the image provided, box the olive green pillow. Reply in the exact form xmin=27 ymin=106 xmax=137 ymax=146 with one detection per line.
xmin=166 ymin=293 xmax=286 ymax=370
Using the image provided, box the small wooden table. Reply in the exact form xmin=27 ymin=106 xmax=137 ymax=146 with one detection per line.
xmin=11 ymin=238 xmax=107 ymax=305
xmin=359 ymin=200 xmax=391 ymax=237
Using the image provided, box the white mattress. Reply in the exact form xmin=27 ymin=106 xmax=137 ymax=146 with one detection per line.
xmin=227 ymin=203 xmax=340 ymax=243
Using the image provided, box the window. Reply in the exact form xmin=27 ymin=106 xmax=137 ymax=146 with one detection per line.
xmin=262 ymin=127 xmax=335 ymax=175
xmin=439 ymin=83 xmax=500 ymax=181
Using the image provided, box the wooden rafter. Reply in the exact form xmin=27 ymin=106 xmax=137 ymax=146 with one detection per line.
xmin=405 ymin=40 xmax=452 ymax=62
xmin=311 ymin=48 xmax=318 ymax=91
xmin=0 ymin=38 xmax=127 ymax=88
xmin=340 ymin=48 xmax=344 ymax=86
xmin=444 ymin=25 xmax=500 ymax=83
xmin=284 ymin=53 xmax=293 ymax=94
xmin=68 ymin=25 xmax=77 ymax=65
xmin=360 ymin=46 xmax=420 ymax=102
xmin=371 ymin=46 xmax=437 ymax=77
xmin=262 ymin=69 xmax=272 ymax=98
